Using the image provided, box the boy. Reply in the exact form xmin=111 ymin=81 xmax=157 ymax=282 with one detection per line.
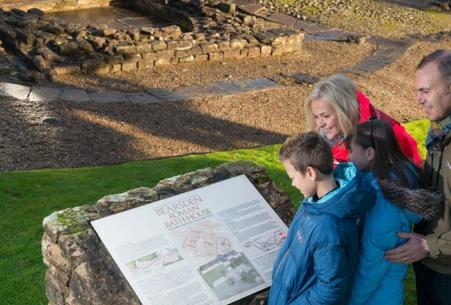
xmin=268 ymin=132 xmax=375 ymax=305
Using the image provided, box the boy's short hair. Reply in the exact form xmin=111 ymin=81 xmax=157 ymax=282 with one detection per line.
xmin=280 ymin=132 xmax=334 ymax=175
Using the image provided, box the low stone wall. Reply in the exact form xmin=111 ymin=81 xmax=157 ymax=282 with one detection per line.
xmin=42 ymin=161 xmax=295 ymax=305
xmin=0 ymin=0 xmax=304 ymax=78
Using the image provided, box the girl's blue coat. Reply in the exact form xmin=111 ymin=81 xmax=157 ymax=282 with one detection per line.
xmin=348 ymin=171 xmax=422 ymax=305
xmin=268 ymin=163 xmax=375 ymax=305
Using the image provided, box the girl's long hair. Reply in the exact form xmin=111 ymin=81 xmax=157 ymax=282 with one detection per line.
xmin=347 ymin=119 xmax=422 ymax=188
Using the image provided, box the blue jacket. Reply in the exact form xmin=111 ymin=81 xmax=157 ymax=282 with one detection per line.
xmin=268 ymin=163 xmax=375 ymax=305
xmin=349 ymin=169 xmax=423 ymax=305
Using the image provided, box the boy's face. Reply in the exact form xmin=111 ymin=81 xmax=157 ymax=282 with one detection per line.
xmin=283 ymin=160 xmax=317 ymax=198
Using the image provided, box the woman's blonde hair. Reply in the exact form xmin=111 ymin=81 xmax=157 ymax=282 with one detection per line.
xmin=304 ymin=74 xmax=360 ymax=138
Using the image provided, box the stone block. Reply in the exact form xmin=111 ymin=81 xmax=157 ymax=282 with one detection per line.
xmin=161 ymin=25 xmax=182 ymax=39
xmin=200 ymin=43 xmax=218 ymax=53
xmin=52 ymin=65 xmax=81 ymax=75
xmin=271 ymin=46 xmax=286 ymax=56
xmin=230 ymin=38 xmax=247 ymax=49
xmin=223 ymin=49 xmax=241 ymax=59
xmin=16 ymin=28 xmax=35 ymax=46
xmin=178 ymin=55 xmax=195 ymax=63
xmin=190 ymin=46 xmax=202 ymax=56
xmin=37 ymin=47 xmax=61 ymax=62
xmin=82 ymin=57 xmax=106 ymax=72
xmin=175 ymin=50 xmax=191 ymax=58
xmin=194 ymin=54 xmax=208 ymax=62
xmin=155 ymin=50 xmax=174 ymax=58
xmin=111 ymin=63 xmax=121 ymax=73
xmin=33 ymin=55 xmax=50 ymax=72
xmin=122 ymin=54 xmax=141 ymax=72
xmin=114 ymin=43 xmax=137 ymax=55
xmin=240 ymin=48 xmax=248 ymax=58
xmin=208 ymin=51 xmax=224 ymax=61
xmin=247 ymin=46 xmax=261 ymax=58
xmin=102 ymin=28 xmax=116 ymax=37
xmin=137 ymin=59 xmax=153 ymax=70
xmin=260 ymin=45 xmax=272 ymax=57
xmin=218 ymin=40 xmax=231 ymax=50
xmin=142 ymin=53 xmax=158 ymax=62
xmin=217 ymin=2 xmax=236 ymax=14
xmin=0 ymin=21 xmax=17 ymax=45
xmin=151 ymin=40 xmax=167 ymax=52
xmin=166 ymin=40 xmax=179 ymax=50
xmin=77 ymin=39 xmax=94 ymax=53
xmin=140 ymin=27 xmax=154 ymax=35
xmin=58 ymin=42 xmax=80 ymax=56
xmin=91 ymin=37 xmax=106 ymax=50
xmin=136 ymin=43 xmax=153 ymax=53
xmin=194 ymin=33 xmax=205 ymax=41
xmin=155 ymin=57 xmax=171 ymax=66
xmin=176 ymin=40 xmax=192 ymax=51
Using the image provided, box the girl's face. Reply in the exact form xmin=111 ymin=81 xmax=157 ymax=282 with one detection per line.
xmin=311 ymin=99 xmax=341 ymax=140
xmin=348 ymin=140 xmax=374 ymax=171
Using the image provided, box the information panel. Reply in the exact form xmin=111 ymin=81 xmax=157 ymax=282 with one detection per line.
xmin=91 ymin=175 xmax=288 ymax=305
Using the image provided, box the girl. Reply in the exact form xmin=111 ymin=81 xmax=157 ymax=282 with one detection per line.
xmin=347 ymin=119 xmax=442 ymax=305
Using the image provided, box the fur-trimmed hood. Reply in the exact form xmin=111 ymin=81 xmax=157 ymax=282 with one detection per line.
xmin=379 ymin=179 xmax=444 ymax=221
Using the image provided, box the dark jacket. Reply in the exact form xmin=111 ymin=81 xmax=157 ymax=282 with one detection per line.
xmin=416 ymin=130 xmax=451 ymax=274
xmin=268 ymin=163 xmax=375 ymax=305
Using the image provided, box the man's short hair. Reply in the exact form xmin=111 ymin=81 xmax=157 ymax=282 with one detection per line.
xmin=279 ymin=132 xmax=334 ymax=175
xmin=417 ymin=49 xmax=451 ymax=84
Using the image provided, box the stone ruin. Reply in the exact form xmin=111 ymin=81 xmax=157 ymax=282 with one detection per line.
xmin=0 ymin=0 xmax=305 ymax=80
xmin=42 ymin=161 xmax=296 ymax=305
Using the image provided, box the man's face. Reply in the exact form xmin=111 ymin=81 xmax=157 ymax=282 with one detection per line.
xmin=416 ymin=63 xmax=451 ymax=121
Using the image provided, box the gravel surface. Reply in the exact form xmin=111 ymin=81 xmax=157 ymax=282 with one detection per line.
xmin=258 ymin=0 xmax=451 ymax=38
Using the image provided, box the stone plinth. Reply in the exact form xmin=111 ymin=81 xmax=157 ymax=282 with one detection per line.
xmin=42 ymin=161 xmax=295 ymax=305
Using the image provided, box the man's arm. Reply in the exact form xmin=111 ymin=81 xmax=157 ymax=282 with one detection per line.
xmin=385 ymin=231 xmax=451 ymax=263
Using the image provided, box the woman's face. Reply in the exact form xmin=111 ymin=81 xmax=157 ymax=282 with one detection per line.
xmin=311 ymin=99 xmax=341 ymax=140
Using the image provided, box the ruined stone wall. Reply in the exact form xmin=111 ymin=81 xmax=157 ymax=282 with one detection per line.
xmin=42 ymin=161 xmax=295 ymax=305
xmin=0 ymin=0 xmax=304 ymax=78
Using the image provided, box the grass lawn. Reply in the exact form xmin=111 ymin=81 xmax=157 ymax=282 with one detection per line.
xmin=0 ymin=119 xmax=429 ymax=305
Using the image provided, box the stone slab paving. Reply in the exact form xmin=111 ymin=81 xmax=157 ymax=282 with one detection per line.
xmin=0 ymin=82 xmax=31 ymax=100
xmin=125 ymin=92 xmax=163 ymax=104
xmin=60 ymin=88 xmax=91 ymax=103
xmin=89 ymin=90 xmax=130 ymax=103
xmin=29 ymin=86 xmax=62 ymax=102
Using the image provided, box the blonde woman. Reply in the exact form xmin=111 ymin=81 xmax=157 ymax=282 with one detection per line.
xmin=304 ymin=74 xmax=422 ymax=166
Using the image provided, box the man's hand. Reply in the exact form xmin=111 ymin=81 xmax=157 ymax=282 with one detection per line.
xmin=385 ymin=232 xmax=429 ymax=264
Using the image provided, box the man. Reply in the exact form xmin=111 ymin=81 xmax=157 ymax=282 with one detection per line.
xmin=385 ymin=49 xmax=451 ymax=305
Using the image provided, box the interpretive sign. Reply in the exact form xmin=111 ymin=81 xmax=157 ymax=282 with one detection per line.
xmin=91 ymin=175 xmax=288 ymax=305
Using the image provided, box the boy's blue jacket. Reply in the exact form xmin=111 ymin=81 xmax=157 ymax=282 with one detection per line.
xmin=268 ymin=163 xmax=376 ymax=305
xmin=349 ymin=169 xmax=442 ymax=305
